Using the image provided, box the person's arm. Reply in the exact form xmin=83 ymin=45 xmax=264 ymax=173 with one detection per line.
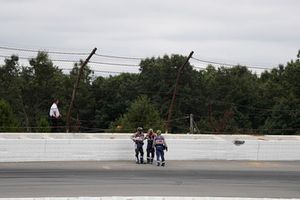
xmin=56 ymin=108 xmax=61 ymax=118
xmin=50 ymin=104 xmax=55 ymax=117
xmin=52 ymin=104 xmax=60 ymax=118
xmin=152 ymin=137 xmax=156 ymax=148
xmin=53 ymin=110 xmax=58 ymax=118
xmin=131 ymin=133 xmax=137 ymax=142
xmin=163 ymin=136 xmax=168 ymax=151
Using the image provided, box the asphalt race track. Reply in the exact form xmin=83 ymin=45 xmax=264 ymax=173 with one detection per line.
xmin=0 ymin=161 xmax=299 ymax=198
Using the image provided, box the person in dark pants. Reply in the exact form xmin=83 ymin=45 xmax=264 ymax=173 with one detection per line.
xmin=49 ymin=99 xmax=61 ymax=132
xmin=154 ymin=130 xmax=168 ymax=167
xmin=131 ymin=127 xmax=145 ymax=164
xmin=145 ymin=128 xmax=156 ymax=164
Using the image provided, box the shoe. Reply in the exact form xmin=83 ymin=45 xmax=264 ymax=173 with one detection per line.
xmin=157 ymin=163 xmax=160 ymax=166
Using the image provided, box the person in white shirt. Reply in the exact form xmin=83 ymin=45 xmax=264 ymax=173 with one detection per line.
xmin=49 ymin=99 xmax=61 ymax=132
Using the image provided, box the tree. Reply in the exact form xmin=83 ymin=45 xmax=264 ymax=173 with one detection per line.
xmin=64 ymin=62 xmax=95 ymax=132
xmin=0 ymin=55 xmax=24 ymax=127
xmin=200 ymin=65 xmax=260 ymax=133
xmin=282 ymin=59 xmax=300 ymax=99
xmin=20 ymin=52 xmax=66 ymax=131
xmin=263 ymin=95 xmax=300 ymax=134
xmin=92 ymin=73 xmax=139 ymax=129
xmin=258 ymin=52 xmax=300 ymax=134
xmin=139 ymin=54 xmax=203 ymax=132
xmin=112 ymin=95 xmax=164 ymax=132
xmin=0 ymin=99 xmax=18 ymax=132
xmin=1 ymin=50 xmax=299 ymax=134
xmin=37 ymin=116 xmax=50 ymax=132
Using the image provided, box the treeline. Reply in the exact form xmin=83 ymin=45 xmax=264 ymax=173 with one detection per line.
xmin=0 ymin=51 xmax=299 ymax=134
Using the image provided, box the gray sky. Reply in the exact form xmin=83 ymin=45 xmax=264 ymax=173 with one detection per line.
xmin=0 ymin=0 xmax=299 ymax=74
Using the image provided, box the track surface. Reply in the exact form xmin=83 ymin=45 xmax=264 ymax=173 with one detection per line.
xmin=0 ymin=161 xmax=299 ymax=198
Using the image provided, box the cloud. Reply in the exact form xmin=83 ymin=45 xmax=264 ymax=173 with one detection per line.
xmin=0 ymin=0 xmax=299 ymax=70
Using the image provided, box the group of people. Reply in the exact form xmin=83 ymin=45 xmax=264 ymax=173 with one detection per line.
xmin=131 ymin=127 xmax=168 ymax=167
xmin=49 ymin=100 xmax=168 ymax=167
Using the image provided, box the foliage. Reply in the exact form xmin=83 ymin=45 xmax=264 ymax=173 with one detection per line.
xmin=37 ymin=116 xmax=50 ymax=132
xmin=0 ymin=99 xmax=18 ymax=132
xmin=263 ymin=95 xmax=300 ymax=135
xmin=111 ymin=95 xmax=164 ymax=132
xmin=65 ymin=63 xmax=95 ymax=132
xmin=0 ymin=50 xmax=299 ymax=134
xmin=138 ymin=54 xmax=205 ymax=132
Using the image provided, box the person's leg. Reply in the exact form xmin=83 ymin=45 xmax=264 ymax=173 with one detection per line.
xmin=135 ymin=148 xmax=139 ymax=164
xmin=150 ymin=148 xmax=155 ymax=164
xmin=156 ymin=148 xmax=161 ymax=166
xmin=161 ymin=150 xmax=165 ymax=167
xmin=140 ymin=147 xmax=144 ymax=164
xmin=51 ymin=117 xmax=57 ymax=132
xmin=146 ymin=147 xmax=151 ymax=163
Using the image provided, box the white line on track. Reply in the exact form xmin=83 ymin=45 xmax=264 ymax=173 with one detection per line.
xmin=1 ymin=197 xmax=300 ymax=200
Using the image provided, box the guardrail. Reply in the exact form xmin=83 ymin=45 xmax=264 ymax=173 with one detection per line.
xmin=0 ymin=133 xmax=299 ymax=162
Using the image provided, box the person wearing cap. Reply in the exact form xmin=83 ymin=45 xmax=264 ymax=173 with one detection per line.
xmin=131 ymin=127 xmax=145 ymax=164
xmin=153 ymin=130 xmax=168 ymax=167
xmin=145 ymin=128 xmax=156 ymax=164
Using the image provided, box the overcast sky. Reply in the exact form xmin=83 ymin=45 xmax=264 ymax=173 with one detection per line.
xmin=0 ymin=0 xmax=299 ymax=74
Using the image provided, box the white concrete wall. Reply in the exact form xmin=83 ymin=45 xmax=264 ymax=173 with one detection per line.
xmin=0 ymin=133 xmax=300 ymax=162
xmin=0 ymin=197 xmax=299 ymax=200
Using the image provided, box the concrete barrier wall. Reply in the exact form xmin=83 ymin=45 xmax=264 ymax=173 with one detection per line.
xmin=0 ymin=133 xmax=300 ymax=162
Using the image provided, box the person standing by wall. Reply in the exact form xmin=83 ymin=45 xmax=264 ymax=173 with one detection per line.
xmin=49 ymin=99 xmax=61 ymax=132
xmin=131 ymin=127 xmax=145 ymax=164
xmin=145 ymin=128 xmax=156 ymax=164
xmin=154 ymin=130 xmax=168 ymax=167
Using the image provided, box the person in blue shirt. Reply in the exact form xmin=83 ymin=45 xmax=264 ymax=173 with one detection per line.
xmin=153 ymin=130 xmax=168 ymax=167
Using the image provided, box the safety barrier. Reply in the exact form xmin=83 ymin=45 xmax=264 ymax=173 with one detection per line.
xmin=0 ymin=133 xmax=299 ymax=162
